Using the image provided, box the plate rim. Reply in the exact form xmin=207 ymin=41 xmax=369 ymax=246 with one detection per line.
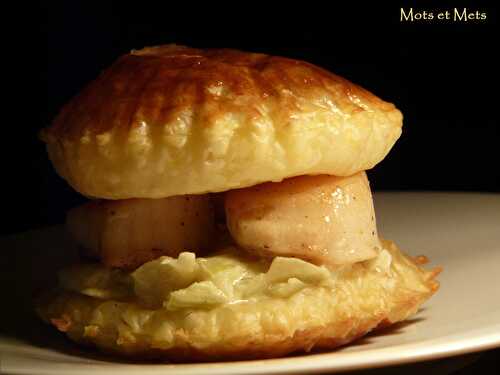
xmin=2 ymin=328 xmax=500 ymax=375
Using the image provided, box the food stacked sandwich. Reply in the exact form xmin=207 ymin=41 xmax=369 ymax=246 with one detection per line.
xmin=37 ymin=45 xmax=440 ymax=361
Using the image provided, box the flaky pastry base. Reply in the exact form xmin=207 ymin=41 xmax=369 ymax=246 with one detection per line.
xmin=36 ymin=240 xmax=439 ymax=362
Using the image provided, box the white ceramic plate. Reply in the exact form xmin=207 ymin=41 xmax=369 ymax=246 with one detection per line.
xmin=1 ymin=193 xmax=499 ymax=375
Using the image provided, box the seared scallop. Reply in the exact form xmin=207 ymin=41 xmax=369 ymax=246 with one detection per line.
xmin=67 ymin=195 xmax=215 ymax=269
xmin=225 ymin=172 xmax=381 ymax=266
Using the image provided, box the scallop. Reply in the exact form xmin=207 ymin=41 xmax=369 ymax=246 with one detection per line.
xmin=67 ymin=195 xmax=215 ymax=269
xmin=225 ymin=172 xmax=380 ymax=266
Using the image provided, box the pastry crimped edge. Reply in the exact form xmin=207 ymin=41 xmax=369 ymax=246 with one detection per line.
xmin=36 ymin=240 xmax=440 ymax=362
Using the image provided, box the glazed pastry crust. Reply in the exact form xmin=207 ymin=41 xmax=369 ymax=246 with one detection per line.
xmin=36 ymin=240 xmax=439 ymax=362
xmin=41 ymin=45 xmax=402 ymax=199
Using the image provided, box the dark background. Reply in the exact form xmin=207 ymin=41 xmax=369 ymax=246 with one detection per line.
xmin=6 ymin=1 xmax=499 ymax=236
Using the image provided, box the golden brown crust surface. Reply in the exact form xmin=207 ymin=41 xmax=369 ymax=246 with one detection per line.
xmin=36 ymin=240 xmax=439 ymax=362
xmin=42 ymin=45 xmax=402 ymax=199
